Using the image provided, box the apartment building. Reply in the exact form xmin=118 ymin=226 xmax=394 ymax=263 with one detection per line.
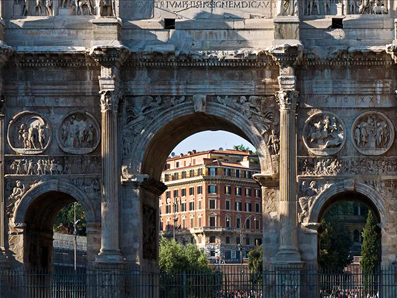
xmin=159 ymin=149 xmax=262 ymax=263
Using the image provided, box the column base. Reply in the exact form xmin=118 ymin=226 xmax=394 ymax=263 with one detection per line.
xmin=276 ymin=248 xmax=302 ymax=264
xmin=94 ymin=249 xmax=125 ymax=267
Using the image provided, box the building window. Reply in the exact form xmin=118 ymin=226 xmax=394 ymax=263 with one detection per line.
xmin=173 ymin=173 xmax=178 ymax=180
xmin=235 ymin=187 xmax=242 ymax=196
xmin=236 ymin=218 xmax=241 ymax=229
xmin=197 ymin=186 xmax=202 ymax=194
xmin=182 ymin=171 xmax=187 ymax=178
xmin=181 ymin=202 xmax=186 ymax=212
xmin=226 ymin=237 xmax=230 ymax=244
xmin=189 ymin=187 xmax=194 ymax=196
xmin=226 ymin=217 xmax=230 ymax=228
xmin=209 ymin=217 xmax=216 ymax=227
xmin=190 ymin=217 xmax=194 ymax=228
xmin=176 ymin=162 xmax=179 ymax=168
xmin=246 ymin=219 xmax=250 ymax=229
xmin=174 ymin=202 xmax=179 ymax=213
xmin=354 ymin=230 xmax=360 ymax=242
xmin=210 ymin=250 xmax=216 ymax=257
xmin=255 ymin=238 xmax=262 ymax=245
xmin=198 ymin=217 xmax=202 ymax=227
xmin=208 ymin=185 xmax=217 ymax=194
xmin=198 ymin=200 xmax=202 ymax=209
xmin=224 ymin=168 xmax=231 ymax=176
xmin=255 ymin=219 xmax=260 ymax=230
xmin=245 ymin=237 xmax=250 ymax=245
xmin=164 ymin=174 xmax=170 ymax=182
xmin=181 ymin=188 xmax=186 ymax=197
xmin=166 ymin=204 xmax=171 ymax=214
xmin=166 ymin=191 xmax=171 ymax=199
xmin=226 ymin=200 xmax=230 ymax=210
xmin=210 ymin=236 xmax=216 ymax=243
xmin=256 ymin=203 xmax=260 ymax=213
xmin=189 ymin=201 xmax=194 ymax=211
xmin=235 ymin=201 xmax=242 ymax=211
xmin=225 ymin=185 xmax=231 ymax=195
xmin=182 ymin=218 xmax=186 ymax=229
xmin=173 ymin=189 xmax=179 ymax=198
xmin=190 ymin=169 xmax=195 ymax=177
xmin=235 ymin=169 xmax=240 ymax=178
xmin=166 ymin=163 xmax=170 ymax=170
xmin=209 ymin=167 xmax=217 ymax=176
xmin=209 ymin=199 xmax=216 ymax=209
xmin=255 ymin=189 xmax=261 ymax=198
xmin=245 ymin=188 xmax=252 ymax=197
xmin=198 ymin=168 xmax=203 ymax=176
xmin=246 ymin=202 xmax=252 ymax=212
xmin=236 ymin=237 xmax=240 ymax=245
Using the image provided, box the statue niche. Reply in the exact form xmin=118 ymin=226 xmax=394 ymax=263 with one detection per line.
xmin=58 ymin=112 xmax=100 ymax=155
xmin=303 ymin=112 xmax=346 ymax=156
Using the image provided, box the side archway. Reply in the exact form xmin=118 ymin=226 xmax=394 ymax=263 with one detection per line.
xmin=11 ymin=180 xmax=100 ymax=270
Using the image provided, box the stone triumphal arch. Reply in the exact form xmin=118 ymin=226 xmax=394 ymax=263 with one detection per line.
xmin=0 ymin=0 xmax=396 ymax=277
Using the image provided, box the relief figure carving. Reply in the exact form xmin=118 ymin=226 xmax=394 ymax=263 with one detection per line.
xmin=298 ymin=180 xmax=331 ymax=222
xmin=8 ymin=112 xmax=51 ymax=155
xmin=58 ymin=112 xmax=100 ymax=155
xmin=7 ymin=180 xmax=26 ymax=218
xmin=303 ymin=112 xmax=345 ymax=156
xmin=352 ymin=112 xmax=394 ymax=155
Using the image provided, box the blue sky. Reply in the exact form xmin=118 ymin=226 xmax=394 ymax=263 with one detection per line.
xmin=171 ymin=131 xmax=255 ymax=156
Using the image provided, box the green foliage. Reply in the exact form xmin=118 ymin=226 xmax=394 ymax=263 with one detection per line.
xmin=248 ymin=245 xmax=263 ymax=273
xmin=53 ymin=203 xmax=86 ymax=236
xmin=159 ymin=238 xmax=209 ymax=272
xmin=234 ymin=144 xmax=250 ymax=152
xmin=318 ymin=219 xmax=353 ymax=271
xmin=361 ymin=211 xmax=381 ymax=273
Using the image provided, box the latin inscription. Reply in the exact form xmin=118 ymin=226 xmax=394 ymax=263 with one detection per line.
xmin=155 ymin=0 xmax=271 ymax=9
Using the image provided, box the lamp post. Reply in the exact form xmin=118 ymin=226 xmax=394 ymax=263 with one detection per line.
xmin=239 ymin=214 xmax=258 ymax=264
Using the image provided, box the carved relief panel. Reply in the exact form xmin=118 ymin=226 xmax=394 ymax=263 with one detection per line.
xmin=7 ymin=111 xmax=52 ymax=155
xmin=351 ymin=111 xmax=394 ymax=156
xmin=57 ymin=112 xmax=100 ymax=155
xmin=303 ymin=112 xmax=346 ymax=156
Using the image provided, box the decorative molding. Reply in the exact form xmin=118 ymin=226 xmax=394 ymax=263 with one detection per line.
xmin=275 ymin=90 xmax=299 ymax=110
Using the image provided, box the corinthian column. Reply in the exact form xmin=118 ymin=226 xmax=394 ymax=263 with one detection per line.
xmin=275 ymin=89 xmax=301 ymax=263
xmin=89 ymin=45 xmax=129 ymax=265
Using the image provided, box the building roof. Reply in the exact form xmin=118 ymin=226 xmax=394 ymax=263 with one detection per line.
xmin=167 ymin=149 xmax=257 ymax=161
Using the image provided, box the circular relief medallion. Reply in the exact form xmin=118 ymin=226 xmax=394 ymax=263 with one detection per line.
xmin=351 ymin=111 xmax=394 ymax=156
xmin=57 ymin=112 xmax=100 ymax=155
xmin=303 ymin=112 xmax=346 ymax=156
xmin=7 ymin=111 xmax=52 ymax=155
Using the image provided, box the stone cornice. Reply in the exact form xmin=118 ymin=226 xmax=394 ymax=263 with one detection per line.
xmin=164 ymin=176 xmax=260 ymax=188
xmin=267 ymin=43 xmax=304 ymax=68
xmin=88 ymin=43 xmax=130 ymax=68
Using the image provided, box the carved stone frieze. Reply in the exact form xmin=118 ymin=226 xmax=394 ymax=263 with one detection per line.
xmin=6 ymin=156 xmax=101 ymax=176
xmin=6 ymin=180 xmax=26 ymax=219
xmin=303 ymin=112 xmax=346 ymax=156
xmin=263 ymin=188 xmax=277 ymax=217
xmin=70 ymin=178 xmax=101 ymax=197
xmin=298 ymin=180 xmax=331 ymax=222
xmin=275 ymin=90 xmax=299 ymax=110
xmin=299 ymin=156 xmax=397 ymax=176
xmin=58 ymin=112 xmax=100 ymax=155
xmin=363 ymin=179 xmax=396 ymax=201
xmin=7 ymin=111 xmax=52 ymax=155
xmin=351 ymin=111 xmax=394 ymax=156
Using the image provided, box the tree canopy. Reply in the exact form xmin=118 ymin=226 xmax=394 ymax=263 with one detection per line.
xmin=247 ymin=245 xmax=263 ymax=273
xmin=318 ymin=218 xmax=353 ymax=271
xmin=361 ymin=211 xmax=381 ymax=272
xmin=53 ymin=203 xmax=86 ymax=236
xmin=159 ymin=238 xmax=209 ymax=272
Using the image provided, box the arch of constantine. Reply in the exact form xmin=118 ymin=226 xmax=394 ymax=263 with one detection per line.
xmin=0 ymin=0 xmax=396 ymax=280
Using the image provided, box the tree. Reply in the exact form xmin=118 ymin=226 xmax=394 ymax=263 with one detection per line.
xmin=53 ymin=202 xmax=86 ymax=236
xmin=361 ymin=211 xmax=381 ymax=272
xmin=248 ymin=245 xmax=263 ymax=273
xmin=318 ymin=219 xmax=353 ymax=271
xmin=159 ymin=238 xmax=209 ymax=272
xmin=234 ymin=144 xmax=250 ymax=152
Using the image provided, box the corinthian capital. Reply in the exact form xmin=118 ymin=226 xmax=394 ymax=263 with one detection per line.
xmin=276 ymin=90 xmax=299 ymax=110
xmin=100 ymin=90 xmax=122 ymax=112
